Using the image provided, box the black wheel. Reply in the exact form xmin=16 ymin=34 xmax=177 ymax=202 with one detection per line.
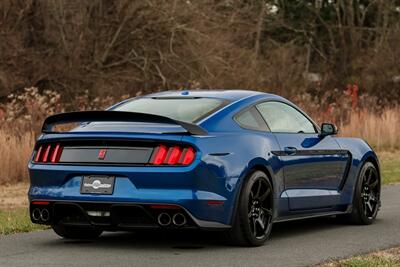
xmin=342 ymin=162 xmax=380 ymax=224
xmin=226 ymin=171 xmax=273 ymax=246
xmin=52 ymin=224 xmax=103 ymax=239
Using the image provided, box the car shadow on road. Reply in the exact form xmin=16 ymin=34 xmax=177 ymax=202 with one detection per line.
xmin=39 ymin=216 xmax=355 ymax=250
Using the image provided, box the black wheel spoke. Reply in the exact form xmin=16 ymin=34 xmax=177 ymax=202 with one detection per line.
xmin=369 ymin=179 xmax=378 ymax=189
xmin=255 ymin=179 xmax=262 ymax=198
xmin=261 ymin=207 xmax=272 ymax=216
xmin=364 ymin=201 xmax=368 ymax=216
xmin=259 ymin=187 xmax=271 ymax=201
xmin=366 ymin=201 xmax=374 ymax=213
xmin=252 ymin=218 xmax=257 ymax=234
xmin=255 ymin=217 xmax=265 ymax=231
xmin=367 ymin=169 xmax=373 ymax=184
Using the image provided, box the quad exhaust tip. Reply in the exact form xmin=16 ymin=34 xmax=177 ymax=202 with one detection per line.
xmin=40 ymin=208 xmax=50 ymax=222
xmin=32 ymin=208 xmax=50 ymax=222
xmin=32 ymin=208 xmax=41 ymax=221
xmin=172 ymin=213 xmax=186 ymax=227
xmin=157 ymin=213 xmax=171 ymax=226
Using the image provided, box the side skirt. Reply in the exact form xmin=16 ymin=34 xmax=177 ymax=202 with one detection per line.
xmin=273 ymin=206 xmax=352 ymax=223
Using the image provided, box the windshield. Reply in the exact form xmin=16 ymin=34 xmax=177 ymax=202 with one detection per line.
xmin=113 ymin=97 xmax=228 ymax=123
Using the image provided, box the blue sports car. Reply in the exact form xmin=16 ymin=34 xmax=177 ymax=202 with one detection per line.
xmin=28 ymin=90 xmax=381 ymax=246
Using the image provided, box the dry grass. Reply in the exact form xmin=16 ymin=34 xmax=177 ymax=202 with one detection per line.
xmin=340 ymin=108 xmax=400 ymax=151
xmin=0 ymin=183 xmax=29 ymax=210
xmin=0 ymin=130 xmax=36 ymax=184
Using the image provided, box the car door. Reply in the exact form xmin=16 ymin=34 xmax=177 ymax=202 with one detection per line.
xmin=256 ymin=101 xmax=350 ymax=211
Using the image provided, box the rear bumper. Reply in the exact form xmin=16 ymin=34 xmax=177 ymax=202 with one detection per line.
xmin=29 ymin=200 xmax=230 ymax=229
xmin=28 ymin=163 xmax=239 ymax=227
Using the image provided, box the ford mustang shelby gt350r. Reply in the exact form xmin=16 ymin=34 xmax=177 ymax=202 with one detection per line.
xmin=28 ymin=90 xmax=380 ymax=246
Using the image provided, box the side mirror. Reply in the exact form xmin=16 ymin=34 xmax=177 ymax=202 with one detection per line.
xmin=320 ymin=123 xmax=338 ymax=137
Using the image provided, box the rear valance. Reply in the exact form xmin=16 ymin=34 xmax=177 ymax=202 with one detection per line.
xmin=41 ymin=111 xmax=208 ymax=135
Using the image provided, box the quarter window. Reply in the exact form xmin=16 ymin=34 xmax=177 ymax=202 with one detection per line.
xmin=234 ymin=107 xmax=268 ymax=131
xmin=256 ymin=102 xmax=316 ymax=133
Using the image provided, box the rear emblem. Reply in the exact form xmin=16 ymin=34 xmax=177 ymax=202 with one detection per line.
xmin=98 ymin=149 xmax=107 ymax=160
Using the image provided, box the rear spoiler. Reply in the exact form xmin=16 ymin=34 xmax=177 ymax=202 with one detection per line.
xmin=41 ymin=111 xmax=208 ymax=135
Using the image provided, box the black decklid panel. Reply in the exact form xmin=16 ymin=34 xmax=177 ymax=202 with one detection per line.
xmin=59 ymin=147 xmax=153 ymax=164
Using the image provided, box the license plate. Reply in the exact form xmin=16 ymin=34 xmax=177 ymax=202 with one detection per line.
xmin=80 ymin=175 xmax=115 ymax=195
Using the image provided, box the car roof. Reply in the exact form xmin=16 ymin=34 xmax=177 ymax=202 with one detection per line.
xmin=144 ymin=89 xmax=272 ymax=102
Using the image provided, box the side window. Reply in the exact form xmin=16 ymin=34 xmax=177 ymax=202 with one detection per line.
xmin=256 ymin=102 xmax=316 ymax=133
xmin=234 ymin=107 xmax=268 ymax=131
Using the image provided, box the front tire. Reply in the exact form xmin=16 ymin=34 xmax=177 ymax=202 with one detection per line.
xmin=226 ymin=171 xmax=273 ymax=246
xmin=52 ymin=224 xmax=103 ymax=239
xmin=342 ymin=161 xmax=380 ymax=224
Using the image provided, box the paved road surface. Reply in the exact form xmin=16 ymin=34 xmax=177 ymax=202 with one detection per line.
xmin=1 ymin=185 xmax=399 ymax=267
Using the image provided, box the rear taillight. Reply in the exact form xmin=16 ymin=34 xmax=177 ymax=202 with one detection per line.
xmin=151 ymin=144 xmax=196 ymax=166
xmin=33 ymin=143 xmax=63 ymax=164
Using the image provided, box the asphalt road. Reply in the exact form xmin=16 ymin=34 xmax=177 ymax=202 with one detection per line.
xmin=1 ymin=185 xmax=399 ymax=267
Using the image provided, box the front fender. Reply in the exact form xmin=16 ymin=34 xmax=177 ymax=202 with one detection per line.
xmin=334 ymin=137 xmax=379 ymax=204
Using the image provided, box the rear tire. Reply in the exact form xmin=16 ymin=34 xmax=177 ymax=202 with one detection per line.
xmin=52 ymin=224 xmax=103 ymax=239
xmin=225 ymin=171 xmax=273 ymax=247
xmin=340 ymin=162 xmax=380 ymax=225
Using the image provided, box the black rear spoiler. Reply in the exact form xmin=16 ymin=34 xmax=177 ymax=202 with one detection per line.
xmin=41 ymin=111 xmax=208 ymax=135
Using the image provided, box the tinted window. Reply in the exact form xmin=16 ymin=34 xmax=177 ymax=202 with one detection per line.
xmin=114 ymin=97 xmax=227 ymax=123
xmin=256 ymin=102 xmax=316 ymax=133
xmin=234 ymin=107 xmax=268 ymax=131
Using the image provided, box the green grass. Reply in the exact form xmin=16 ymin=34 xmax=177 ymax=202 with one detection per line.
xmin=0 ymin=208 xmax=47 ymax=235
xmin=380 ymin=152 xmax=400 ymax=185
xmin=339 ymin=256 xmax=400 ymax=267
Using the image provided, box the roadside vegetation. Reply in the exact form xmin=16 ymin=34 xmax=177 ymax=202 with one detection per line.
xmin=319 ymin=247 xmax=400 ymax=267
xmin=0 ymin=209 xmax=47 ymax=235
xmin=0 ymin=184 xmax=47 ymax=235
xmin=380 ymin=152 xmax=400 ymax=185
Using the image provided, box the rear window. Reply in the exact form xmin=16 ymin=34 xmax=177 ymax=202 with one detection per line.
xmin=113 ymin=97 xmax=228 ymax=123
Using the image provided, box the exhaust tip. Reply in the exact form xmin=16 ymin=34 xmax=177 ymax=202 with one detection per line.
xmin=32 ymin=208 xmax=41 ymax=221
xmin=172 ymin=213 xmax=186 ymax=227
xmin=40 ymin=208 xmax=50 ymax=222
xmin=157 ymin=213 xmax=171 ymax=226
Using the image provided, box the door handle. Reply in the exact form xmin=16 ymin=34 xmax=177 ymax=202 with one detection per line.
xmin=284 ymin=147 xmax=297 ymax=155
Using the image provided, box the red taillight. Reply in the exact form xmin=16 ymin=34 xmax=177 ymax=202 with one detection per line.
xmin=34 ymin=145 xmax=43 ymax=162
xmin=181 ymin=147 xmax=195 ymax=165
xmin=34 ymin=143 xmax=63 ymax=164
xmin=166 ymin=146 xmax=182 ymax=165
xmin=42 ymin=145 xmax=51 ymax=162
xmin=152 ymin=145 xmax=168 ymax=165
xmin=151 ymin=144 xmax=196 ymax=166
xmin=51 ymin=143 xmax=63 ymax=163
